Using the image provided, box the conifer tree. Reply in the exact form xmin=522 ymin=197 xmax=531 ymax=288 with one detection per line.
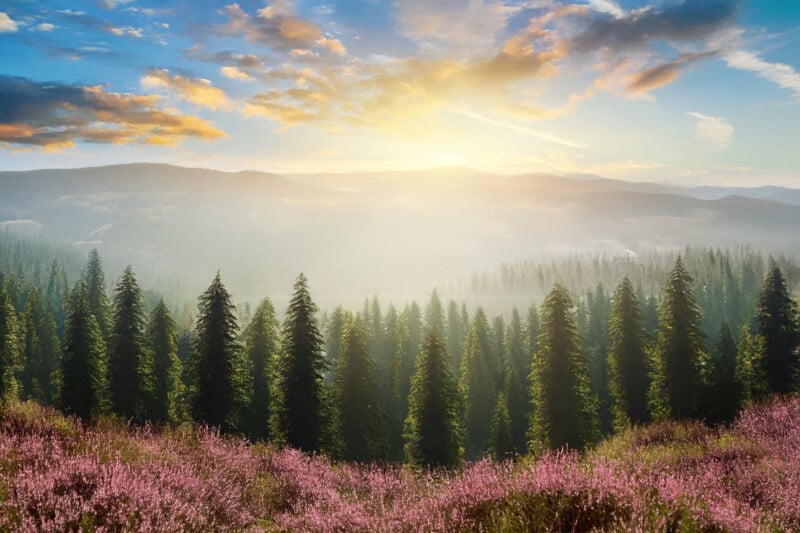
xmin=84 ymin=249 xmax=111 ymax=341
xmin=271 ymin=274 xmax=329 ymax=452
xmin=425 ymin=289 xmax=446 ymax=338
xmin=387 ymin=314 xmax=410 ymax=460
xmin=504 ymin=309 xmax=529 ymax=453
xmin=529 ymin=284 xmax=598 ymax=452
xmin=755 ymin=265 xmax=800 ymax=394
xmin=701 ymin=323 xmax=742 ymax=424
xmin=147 ymin=299 xmax=184 ymax=425
xmin=20 ymin=286 xmax=41 ymax=401
xmin=36 ymin=295 xmax=59 ymax=405
xmin=608 ymin=277 xmax=650 ymax=429
xmin=323 ymin=306 xmax=348 ymax=385
xmin=60 ymin=282 xmax=106 ymax=420
xmin=188 ymin=273 xmax=242 ymax=430
xmin=335 ymin=317 xmax=384 ymax=461
xmin=586 ymin=286 xmax=612 ymax=434
xmin=108 ymin=266 xmax=148 ymax=419
xmin=404 ymin=329 xmax=462 ymax=468
xmin=46 ymin=260 xmax=68 ymax=336
xmin=649 ymin=258 xmax=707 ymax=421
xmin=241 ymin=298 xmax=279 ymax=439
xmin=489 ymin=393 xmax=514 ymax=461
xmin=736 ymin=326 xmax=769 ymax=405
xmin=526 ymin=305 xmax=540 ymax=358
xmin=0 ymin=284 xmax=21 ymax=402
xmin=446 ymin=300 xmax=465 ymax=373
xmin=460 ymin=311 xmax=496 ymax=458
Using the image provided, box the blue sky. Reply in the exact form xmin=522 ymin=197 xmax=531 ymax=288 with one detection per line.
xmin=0 ymin=0 xmax=799 ymax=185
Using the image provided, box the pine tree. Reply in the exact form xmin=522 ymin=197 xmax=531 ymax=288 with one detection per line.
xmin=335 ymin=317 xmax=384 ymax=461
xmin=271 ymin=274 xmax=329 ymax=452
xmin=46 ymin=260 xmax=68 ymax=337
xmin=459 ymin=310 xmax=495 ymax=458
xmin=529 ymin=284 xmax=598 ymax=453
xmin=242 ymin=298 xmax=279 ymax=440
xmin=0 ymin=284 xmax=21 ymax=402
xmin=323 ymin=306 xmax=348 ymax=385
xmin=147 ymin=299 xmax=184 ymax=425
xmin=526 ymin=305 xmax=540 ymax=358
xmin=36 ymin=296 xmax=59 ymax=405
xmin=84 ymin=249 xmax=111 ymax=341
xmin=60 ymin=282 xmax=106 ymax=421
xmin=387 ymin=314 xmax=410 ymax=460
xmin=188 ymin=273 xmax=242 ymax=430
xmin=586 ymin=285 xmax=612 ymax=434
xmin=425 ymin=289 xmax=446 ymax=338
xmin=701 ymin=323 xmax=742 ymax=424
xmin=755 ymin=265 xmax=800 ymax=394
xmin=489 ymin=393 xmax=514 ymax=461
xmin=404 ymin=329 xmax=462 ymax=469
xmin=736 ymin=326 xmax=768 ymax=405
xmin=504 ymin=309 xmax=529 ymax=453
xmin=649 ymin=258 xmax=707 ymax=421
xmin=608 ymin=277 xmax=650 ymax=429
xmin=446 ymin=300 xmax=465 ymax=373
xmin=108 ymin=266 xmax=148 ymax=419
xmin=20 ymin=286 xmax=41 ymax=401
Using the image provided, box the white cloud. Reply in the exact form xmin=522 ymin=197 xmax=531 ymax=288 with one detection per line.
xmin=724 ymin=48 xmax=800 ymax=98
xmin=686 ymin=111 xmax=734 ymax=149
xmin=0 ymin=12 xmax=18 ymax=33
xmin=586 ymin=0 xmax=625 ymax=18
xmin=34 ymin=23 xmax=55 ymax=32
xmin=221 ymin=66 xmax=254 ymax=81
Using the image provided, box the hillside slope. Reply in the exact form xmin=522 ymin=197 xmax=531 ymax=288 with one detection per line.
xmin=0 ymin=397 xmax=798 ymax=532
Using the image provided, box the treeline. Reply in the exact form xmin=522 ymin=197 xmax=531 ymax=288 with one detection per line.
xmin=0 ymin=247 xmax=798 ymax=470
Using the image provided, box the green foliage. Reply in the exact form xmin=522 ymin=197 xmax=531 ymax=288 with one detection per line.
xmin=608 ymin=277 xmax=650 ymax=430
xmin=84 ymin=249 xmax=111 ymax=342
xmin=146 ymin=299 xmax=184 ymax=425
xmin=755 ymin=264 xmax=800 ymax=394
xmin=446 ymin=300 xmax=466 ymax=374
xmin=504 ymin=309 xmax=529 ymax=454
xmin=736 ymin=326 xmax=769 ymax=406
xmin=649 ymin=258 xmax=707 ymax=421
xmin=0 ymin=285 xmax=21 ymax=402
xmin=585 ymin=285 xmax=612 ymax=434
xmin=241 ymin=298 xmax=279 ymax=440
xmin=108 ymin=266 xmax=148 ymax=420
xmin=460 ymin=309 xmax=496 ymax=459
xmin=489 ymin=393 xmax=514 ymax=461
xmin=701 ymin=323 xmax=742 ymax=424
xmin=188 ymin=273 xmax=242 ymax=430
xmin=529 ymin=283 xmax=598 ymax=453
xmin=323 ymin=306 xmax=347 ymax=385
xmin=404 ymin=329 xmax=463 ymax=469
xmin=271 ymin=274 xmax=329 ymax=452
xmin=60 ymin=281 xmax=106 ymax=421
xmin=335 ymin=317 xmax=384 ymax=461
xmin=424 ymin=289 xmax=446 ymax=339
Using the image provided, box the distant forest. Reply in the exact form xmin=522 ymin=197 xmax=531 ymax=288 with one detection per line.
xmin=0 ymin=232 xmax=798 ymax=466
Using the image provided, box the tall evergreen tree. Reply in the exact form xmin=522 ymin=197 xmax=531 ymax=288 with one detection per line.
xmin=36 ymin=295 xmax=59 ymax=405
xmin=20 ymin=287 xmax=41 ymax=401
xmin=504 ymin=309 xmax=528 ymax=453
xmin=736 ymin=326 xmax=769 ymax=406
xmin=147 ymin=299 xmax=184 ymax=425
xmin=387 ymin=314 xmax=411 ymax=460
xmin=489 ymin=393 xmax=514 ymax=461
xmin=585 ymin=285 xmax=612 ymax=434
xmin=755 ymin=265 xmax=800 ymax=394
xmin=60 ymin=282 xmax=106 ymax=420
xmin=324 ymin=306 xmax=348 ymax=385
xmin=335 ymin=317 xmax=384 ymax=461
xmin=0 ymin=285 xmax=21 ymax=402
xmin=46 ymin=260 xmax=68 ymax=337
xmin=529 ymin=284 xmax=598 ymax=453
xmin=446 ymin=300 xmax=465 ymax=373
xmin=84 ymin=249 xmax=111 ymax=341
xmin=241 ymin=298 xmax=279 ymax=439
xmin=526 ymin=305 xmax=540 ymax=358
xmin=404 ymin=329 xmax=462 ymax=468
xmin=608 ymin=277 xmax=650 ymax=429
xmin=459 ymin=311 xmax=496 ymax=459
xmin=188 ymin=273 xmax=242 ymax=430
xmin=701 ymin=323 xmax=742 ymax=424
xmin=271 ymin=274 xmax=329 ymax=452
xmin=649 ymin=258 xmax=707 ymax=421
xmin=108 ymin=266 xmax=148 ymax=419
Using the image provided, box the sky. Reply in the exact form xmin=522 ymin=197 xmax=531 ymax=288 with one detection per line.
xmin=0 ymin=0 xmax=799 ymax=185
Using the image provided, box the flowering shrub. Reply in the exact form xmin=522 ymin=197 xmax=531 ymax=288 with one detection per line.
xmin=0 ymin=397 xmax=799 ymax=531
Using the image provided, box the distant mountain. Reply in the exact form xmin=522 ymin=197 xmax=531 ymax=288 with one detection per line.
xmin=1 ymin=164 xmax=798 ymax=307
xmin=688 ymin=185 xmax=800 ymax=205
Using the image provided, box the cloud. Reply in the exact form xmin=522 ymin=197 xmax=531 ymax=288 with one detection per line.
xmin=0 ymin=76 xmax=224 ymax=149
xmin=217 ymin=2 xmax=346 ymax=55
xmin=109 ymin=25 xmax=143 ymax=38
xmin=395 ymin=0 xmax=523 ymax=48
xmin=586 ymin=0 xmax=625 ymax=18
xmin=723 ymin=48 xmax=800 ymax=98
xmin=97 ymin=0 xmax=134 ymax=8
xmin=626 ymin=51 xmax=718 ymax=95
xmin=687 ymin=111 xmax=734 ymax=148
xmin=141 ymin=69 xmax=231 ymax=110
xmin=570 ymin=0 xmax=739 ymax=54
xmin=0 ymin=12 xmax=18 ymax=32
xmin=221 ymin=66 xmax=255 ymax=81
xmin=34 ymin=23 xmax=55 ymax=32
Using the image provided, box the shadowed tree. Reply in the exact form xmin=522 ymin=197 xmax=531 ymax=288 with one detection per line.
xmin=755 ymin=265 xmax=800 ymax=394
xmin=242 ymin=298 xmax=279 ymax=440
xmin=146 ymin=299 xmax=184 ymax=425
xmin=529 ymin=284 xmax=598 ymax=453
xmin=84 ymin=249 xmax=111 ymax=342
xmin=489 ymin=393 xmax=514 ymax=461
xmin=504 ymin=309 xmax=529 ymax=453
xmin=108 ymin=266 xmax=148 ymax=420
xmin=608 ymin=277 xmax=650 ymax=429
xmin=20 ymin=287 xmax=41 ymax=401
xmin=404 ymin=329 xmax=462 ymax=469
xmin=736 ymin=326 xmax=768 ymax=406
xmin=323 ymin=306 xmax=348 ymax=385
xmin=0 ymin=284 xmax=21 ymax=403
xmin=649 ymin=258 xmax=707 ymax=421
xmin=188 ymin=273 xmax=242 ymax=430
xmin=60 ymin=281 xmax=106 ymax=421
xmin=335 ymin=317 xmax=384 ymax=461
xmin=271 ymin=274 xmax=330 ymax=452
xmin=701 ymin=323 xmax=742 ymax=425
xmin=459 ymin=309 xmax=495 ymax=459
xmin=447 ymin=300 xmax=466 ymax=374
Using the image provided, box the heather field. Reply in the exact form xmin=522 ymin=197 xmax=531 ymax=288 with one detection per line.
xmin=0 ymin=397 xmax=795 ymax=532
